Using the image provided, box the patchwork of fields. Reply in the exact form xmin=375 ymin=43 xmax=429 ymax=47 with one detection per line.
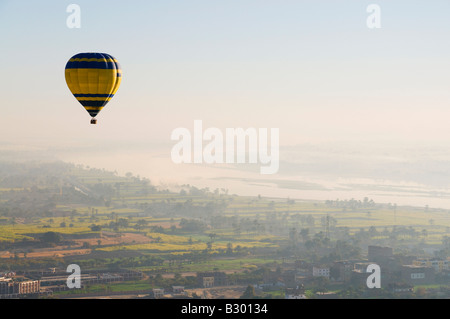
xmin=0 ymin=162 xmax=449 ymax=299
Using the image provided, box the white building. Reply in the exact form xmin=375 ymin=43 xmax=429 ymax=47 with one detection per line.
xmin=285 ymin=292 xmax=307 ymax=299
xmin=413 ymin=258 xmax=449 ymax=273
xmin=203 ymin=277 xmax=214 ymax=288
xmin=313 ymin=266 xmax=330 ymax=279
xmin=285 ymin=287 xmax=306 ymax=299
xmin=153 ymin=288 xmax=164 ymax=299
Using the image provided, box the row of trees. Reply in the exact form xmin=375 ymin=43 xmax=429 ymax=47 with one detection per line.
xmin=325 ymin=197 xmax=376 ymax=209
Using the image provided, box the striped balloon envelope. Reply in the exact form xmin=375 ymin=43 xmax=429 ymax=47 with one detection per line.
xmin=65 ymin=53 xmax=122 ymax=124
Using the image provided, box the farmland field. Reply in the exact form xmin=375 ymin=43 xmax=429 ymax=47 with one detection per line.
xmin=0 ymin=161 xmax=449 ymax=298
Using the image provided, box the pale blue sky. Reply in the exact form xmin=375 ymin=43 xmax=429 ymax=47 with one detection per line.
xmin=2 ymin=0 xmax=450 ymax=148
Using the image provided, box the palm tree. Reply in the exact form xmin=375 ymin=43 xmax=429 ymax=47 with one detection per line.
xmin=300 ymin=228 xmax=309 ymax=242
xmin=421 ymin=229 xmax=428 ymax=239
xmin=240 ymin=285 xmax=256 ymax=299
xmin=208 ymin=233 xmax=217 ymax=243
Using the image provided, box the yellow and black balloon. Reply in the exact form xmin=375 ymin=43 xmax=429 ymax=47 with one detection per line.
xmin=65 ymin=53 xmax=122 ymax=124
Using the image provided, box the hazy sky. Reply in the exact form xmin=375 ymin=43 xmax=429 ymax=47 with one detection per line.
xmin=2 ymin=0 xmax=450 ymax=149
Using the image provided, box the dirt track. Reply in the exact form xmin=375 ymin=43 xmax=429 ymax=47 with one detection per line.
xmin=186 ymin=285 xmax=247 ymax=299
xmin=72 ymin=232 xmax=152 ymax=246
xmin=0 ymin=248 xmax=91 ymax=258
xmin=0 ymin=232 xmax=151 ymax=259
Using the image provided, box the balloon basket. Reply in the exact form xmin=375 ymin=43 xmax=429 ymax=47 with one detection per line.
xmin=91 ymin=119 xmax=97 ymax=125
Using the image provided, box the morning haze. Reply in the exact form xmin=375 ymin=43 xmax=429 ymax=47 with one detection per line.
xmin=0 ymin=0 xmax=449 ymax=301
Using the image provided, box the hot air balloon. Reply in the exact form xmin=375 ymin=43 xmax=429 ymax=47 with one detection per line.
xmin=65 ymin=53 xmax=122 ymax=124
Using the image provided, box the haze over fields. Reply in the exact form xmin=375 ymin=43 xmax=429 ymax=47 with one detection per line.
xmin=3 ymin=139 xmax=450 ymax=210
xmin=3 ymin=1 xmax=450 ymax=209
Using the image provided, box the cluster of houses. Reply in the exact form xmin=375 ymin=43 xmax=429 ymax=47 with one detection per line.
xmin=0 ymin=277 xmax=41 ymax=297
xmin=0 ymin=268 xmax=144 ymax=298
xmin=1 ymin=245 xmax=448 ymax=299
xmin=148 ymin=245 xmax=449 ymax=299
xmin=279 ymin=245 xmax=449 ymax=298
xmin=150 ymin=272 xmax=228 ymax=299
